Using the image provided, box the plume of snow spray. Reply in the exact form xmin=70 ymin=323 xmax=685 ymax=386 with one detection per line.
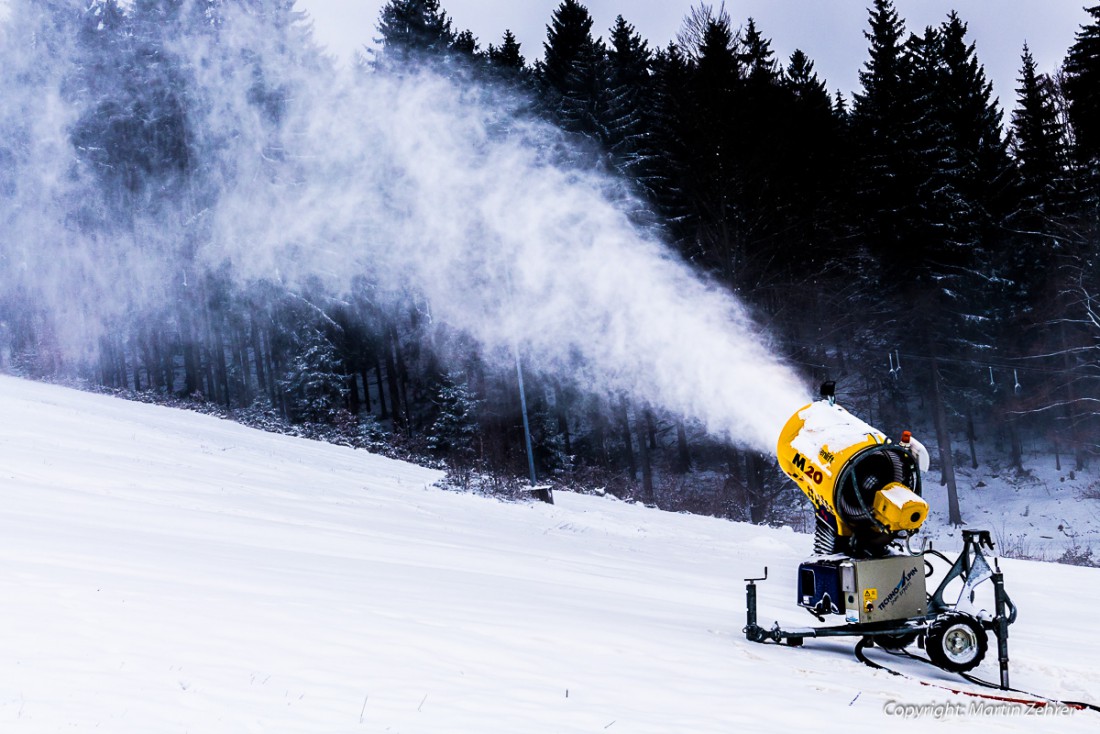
xmin=0 ymin=5 xmax=811 ymax=452
xmin=208 ymin=67 xmax=811 ymax=451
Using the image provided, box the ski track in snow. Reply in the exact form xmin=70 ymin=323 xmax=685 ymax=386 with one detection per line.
xmin=0 ymin=374 xmax=1098 ymax=732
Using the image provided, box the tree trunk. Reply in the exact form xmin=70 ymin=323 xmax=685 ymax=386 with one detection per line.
xmin=250 ymin=319 xmax=268 ymax=395
xmin=674 ymin=420 xmax=691 ymax=474
xmin=746 ymin=452 xmax=768 ymax=525
xmin=346 ymin=373 xmax=360 ymax=414
xmin=375 ymin=357 xmax=389 ymax=419
xmin=392 ymin=326 xmax=411 ymax=432
xmin=720 ymin=447 xmax=742 ymax=518
xmin=554 ymin=383 xmax=572 ymax=458
xmin=646 ymin=411 xmax=658 ymax=451
xmin=966 ymin=408 xmax=979 ymax=469
xmin=618 ymin=398 xmax=636 ymax=480
xmin=590 ymin=405 xmax=608 ymax=468
xmin=1060 ymin=322 xmax=1087 ymax=471
xmin=181 ymin=311 xmax=200 ymax=397
xmin=360 ymin=366 xmax=372 ymax=414
xmin=384 ymin=327 xmax=404 ymax=430
xmin=235 ymin=333 xmax=251 ymax=404
xmin=216 ymin=331 xmax=231 ymax=408
xmin=635 ymin=409 xmax=654 ymax=505
xmin=1008 ymin=420 xmax=1024 ymax=472
xmin=929 ymin=350 xmax=963 ymax=526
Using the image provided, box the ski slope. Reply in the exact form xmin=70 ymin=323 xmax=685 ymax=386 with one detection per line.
xmin=1 ymin=374 xmax=1097 ymax=732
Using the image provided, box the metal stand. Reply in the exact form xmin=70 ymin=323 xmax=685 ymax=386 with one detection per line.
xmin=743 ymin=530 xmax=1016 ymax=688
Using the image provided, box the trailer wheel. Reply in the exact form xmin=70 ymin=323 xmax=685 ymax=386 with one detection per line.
xmin=875 ymin=632 xmax=918 ymax=651
xmin=927 ymin=614 xmax=987 ymax=672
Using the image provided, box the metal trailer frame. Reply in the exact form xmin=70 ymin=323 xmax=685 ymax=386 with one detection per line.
xmin=743 ymin=529 xmax=1018 ymax=689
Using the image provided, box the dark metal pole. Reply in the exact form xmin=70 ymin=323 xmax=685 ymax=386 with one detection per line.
xmin=514 ymin=349 xmax=537 ymax=487
xmin=514 ymin=346 xmax=553 ymax=503
xmin=993 ymin=567 xmax=1011 ymax=690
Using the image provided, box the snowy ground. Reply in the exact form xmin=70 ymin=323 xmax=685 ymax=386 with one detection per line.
xmin=1 ymin=374 xmax=1098 ymax=732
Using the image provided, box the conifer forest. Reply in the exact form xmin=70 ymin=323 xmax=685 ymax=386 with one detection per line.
xmin=2 ymin=0 xmax=1100 ymax=525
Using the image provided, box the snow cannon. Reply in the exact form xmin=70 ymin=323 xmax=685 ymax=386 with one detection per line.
xmin=744 ymin=383 xmax=1017 ymax=688
xmin=776 ymin=382 xmax=930 ymax=557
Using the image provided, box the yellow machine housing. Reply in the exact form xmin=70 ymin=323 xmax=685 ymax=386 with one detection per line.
xmin=777 ymin=400 xmax=928 ymax=550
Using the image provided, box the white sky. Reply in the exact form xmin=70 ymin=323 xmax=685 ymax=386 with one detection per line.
xmin=300 ymin=0 xmax=1093 ymax=110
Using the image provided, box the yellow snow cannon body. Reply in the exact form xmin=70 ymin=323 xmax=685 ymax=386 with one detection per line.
xmin=745 ymin=385 xmax=1016 ymax=686
xmin=777 ymin=389 xmax=929 ymax=556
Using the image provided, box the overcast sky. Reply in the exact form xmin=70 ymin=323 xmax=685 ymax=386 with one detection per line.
xmin=300 ymin=0 xmax=1093 ymax=111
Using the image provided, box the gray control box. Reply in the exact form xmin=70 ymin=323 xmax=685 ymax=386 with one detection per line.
xmin=841 ymin=555 xmax=926 ymax=624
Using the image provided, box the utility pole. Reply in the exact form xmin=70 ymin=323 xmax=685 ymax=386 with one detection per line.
xmin=514 ymin=347 xmax=553 ymax=504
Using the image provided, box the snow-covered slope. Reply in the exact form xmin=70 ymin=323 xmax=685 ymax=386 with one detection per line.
xmin=1 ymin=374 xmax=1097 ymax=732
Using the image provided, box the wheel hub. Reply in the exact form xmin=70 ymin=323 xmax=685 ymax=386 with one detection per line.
xmin=944 ymin=625 xmax=978 ymax=662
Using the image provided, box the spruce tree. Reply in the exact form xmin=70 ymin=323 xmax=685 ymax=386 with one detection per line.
xmin=375 ymin=0 xmax=454 ymax=67
xmin=538 ymin=0 xmax=597 ymax=100
xmin=428 ymin=372 xmax=480 ymax=463
xmin=648 ymin=42 xmax=695 ymax=251
xmin=1012 ymin=44 xmax=1071 ymax=221
xmin=486 ymin=30 xmax=530 ymax=89
xmin=784 ymin=50 xmax=831 ymax=112
xmin=604 ymin=15 xmax=653 ymax=182
xmin=280 ymin=327 xmax=348 ymax=424
xmin=1063 ymin=5 xmax=1100 ymax=165
xmin=451 ymin=29 xmax=479 ymax=58
xmin=1058 ymin=6 xmax=1100 ymax=470
xmin=675 ymin=13 xmax=742 ymax=280
xmin=488 ymin=30 xmax=525 ymax=71
xmin=851 ymin=0 xmax=919 ymax=267
xmin=779 ymin=49 xmax=848 ymax=268
xmin=936 ymin=12 xmax=1011 ymax=235
xmin=537 ymin=0 xmax=607 ymax=139
xmin=739 ymin=17 xmax=777 ymax=86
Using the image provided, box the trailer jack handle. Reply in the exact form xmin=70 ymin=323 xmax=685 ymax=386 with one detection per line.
xmin=744 ymin=568 xmax=768 ymax=642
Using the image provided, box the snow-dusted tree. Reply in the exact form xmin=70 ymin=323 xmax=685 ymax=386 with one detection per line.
xmin=851 ymin=5 xmax=1012 ymax=525
xmin=536 ymin=0 xmax=610 ymax=142
xmin=603 ymin=15 xmax=653 ymax=182
xmin=1003 ymin=44 xmax=1074 ymax=336
xmin=374 ymin=0 xmax=454 ymax=68
xmin=280 ymin=327 xmax=349 ymax=424
xmin=935 ymin=12 xmax=1013 ymax=240
xmin=450 ymin=29 xmax=480 ymax=59
xmin=427 ymin=372 xmax=480 ymax=463
xmin=647 ymin=42 xmax=692 ymax=221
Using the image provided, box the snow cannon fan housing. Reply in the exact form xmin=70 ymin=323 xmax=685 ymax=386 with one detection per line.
xmin=777 ymin=398 xmax=930 ymax=556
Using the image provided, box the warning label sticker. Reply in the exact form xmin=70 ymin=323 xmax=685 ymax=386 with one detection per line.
xmin=863 ymin=588 xmax=878 ymax=602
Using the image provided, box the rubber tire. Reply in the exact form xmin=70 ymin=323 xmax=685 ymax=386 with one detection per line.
xmin=875 ymin=631 xmax=919 ymax=651
xmin=926 ymin=614 xmax=987 ymax=673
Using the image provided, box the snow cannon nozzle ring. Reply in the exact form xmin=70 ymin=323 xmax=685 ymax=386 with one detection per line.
xmin=820 ymin=381 xmax=836 ymax=405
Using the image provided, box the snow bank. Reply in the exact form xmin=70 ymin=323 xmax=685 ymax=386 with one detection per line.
xmin=0 ymin=376 xmax=1097 ymax=732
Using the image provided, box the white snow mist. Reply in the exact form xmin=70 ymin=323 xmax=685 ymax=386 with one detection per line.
xmin=207 ymin=65 xmax=810 ymax=451
xmin=0 ymin=5 xmax=811 ymax=452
